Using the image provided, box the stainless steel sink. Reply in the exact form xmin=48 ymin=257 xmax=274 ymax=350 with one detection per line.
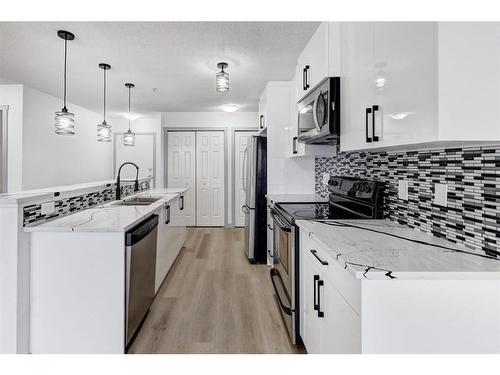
xmin=112 ymin=197 xmax=162 ymax=206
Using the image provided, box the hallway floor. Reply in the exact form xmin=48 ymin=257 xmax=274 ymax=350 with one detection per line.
xmin=129 ymin=227 xmax=303 ymax=354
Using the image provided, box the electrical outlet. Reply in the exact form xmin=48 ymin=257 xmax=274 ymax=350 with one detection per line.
xmin=41 ymin=201 xmax=55 ymax=215
xmin=398 ymin=180 xmax=409 ymax=201
xmin=322 ymin=173 xmax=330 ymax=185
xmin=434 ymin=183 xmax=448 ymax=207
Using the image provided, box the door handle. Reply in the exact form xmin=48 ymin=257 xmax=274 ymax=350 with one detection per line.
xmin=372 ymin=105 xmax=379 ymax=142
xmin=313 ymin=275 xmax=319 ymax=311
xmin=292 ymin=137 xmax=298 ymax=154
xmin=365 ymin=107 xmax=372 ymax=143
xmin=310 ymin=249 xmax=329 ymax=265
xmin=165 ymin=204 xmax=171 ymax=224
xmin=317 ymin=279 xmax=325 ymax=318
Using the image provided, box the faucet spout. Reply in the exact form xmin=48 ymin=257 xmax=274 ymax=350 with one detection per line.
xmin=116 ymin=162 xmax=140 ymax=200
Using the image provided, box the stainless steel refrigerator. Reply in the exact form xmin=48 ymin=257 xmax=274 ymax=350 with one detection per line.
xmin=242 ymin=135 xmax=267 ymax=263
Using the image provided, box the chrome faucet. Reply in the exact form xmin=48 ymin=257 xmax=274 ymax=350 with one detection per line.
xmin=116 ymin=162 xmax=139 ymax=200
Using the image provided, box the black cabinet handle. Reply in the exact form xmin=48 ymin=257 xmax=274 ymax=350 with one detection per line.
xmin=292 ymin=136 xmax=298 ymax=154
xmin=302 ymin=67 xmax=306 ymax=90
xmin=313 ymin=275 xmax=319 ymax=311
xmin=365 ymin=107 xmax=372 ymax=143
xmin=372 ymin=105 xmax=379 ymax=142
xmin=310 ymin=249 xmax=329 ymax=265
xmin=317 ymin=279 xmax=324 ymax=318
xmin=259 ymin=114 xmax=264 ymax=129
xmin=304 ymin=65 xmax=310 ymax=90
xmin=165 ymin=203 xmax=171 ymax=224
xmin=179 ymin=195 xmax=184 ymax=210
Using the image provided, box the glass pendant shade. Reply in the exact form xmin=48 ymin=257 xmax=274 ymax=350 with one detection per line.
xmin=123 ymin=129 xmax=135 ymax=146
xmin=97 ymin=121 xmax=111 ymax=142
xmin=54 ymin=109 xmax=75 ymax=135
xmin=216 ymin=62 xmax=229 ymax=92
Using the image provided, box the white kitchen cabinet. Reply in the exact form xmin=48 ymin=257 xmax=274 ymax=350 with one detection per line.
xmin=296 ymin=22 xmax=330 ymax=101
xmin=266 ymin=199 xmax=274 ymax=266
xmin=299 ymin=231 xmax=361 ymax=354
xmin=341 ymin=22 xmax=436 ymax=151
xmin=155 ymin=200 xmax=177 ymax=293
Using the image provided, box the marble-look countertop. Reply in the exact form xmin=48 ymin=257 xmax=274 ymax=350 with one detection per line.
xmin=295 ymin=219 xmax=500 ymax=280
xmin=266 ymin=194 xmax=327 ymax=203
xmin=0 ymin=178 xmax=152 ymax=207
xmin=24 ymin=188 xmax=188 ymax=233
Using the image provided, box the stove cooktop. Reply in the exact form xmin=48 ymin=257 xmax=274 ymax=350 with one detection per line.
xmin=275 ymin=202 xmax=365 ymax=222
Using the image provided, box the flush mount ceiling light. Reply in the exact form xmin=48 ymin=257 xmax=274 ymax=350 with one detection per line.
xmin=221 ymin=104 xmax=239 ymax=113
xmin=123 ymin=83 xmax=136 ymax=147
xmin=216 ymin=62 xmax=229 ymax=92
xmin=54 ymin=30 xmax=75 ymax=135
xmin=97 ymin=63 xmax=112 ymax=142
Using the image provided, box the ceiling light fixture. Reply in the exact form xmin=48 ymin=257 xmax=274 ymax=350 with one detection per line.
xmin=54 ymin=30 xmax=75 ymax=135
xmin=221 ymin=104 xmax=239 ymax=113
xmin=123 ymin=83 xmax=136 ymax=147
xmin=97 ymin=63 xmax=112 ymax=142
xmin=216 ymin=62 xmax=229 ymax=92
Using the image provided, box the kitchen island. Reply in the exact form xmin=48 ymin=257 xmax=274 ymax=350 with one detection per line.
xmin=24 ymin=188 xmax=188 ymax=354
xmin=296 ymin=219 xmax=500 ymax=354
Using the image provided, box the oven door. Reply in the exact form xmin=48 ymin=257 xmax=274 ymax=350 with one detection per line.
xmin=269 ymin=208 xmax=296 ymax=343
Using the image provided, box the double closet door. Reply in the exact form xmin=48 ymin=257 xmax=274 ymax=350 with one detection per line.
xmin=167 ymin=131 xmax=225 ymax=227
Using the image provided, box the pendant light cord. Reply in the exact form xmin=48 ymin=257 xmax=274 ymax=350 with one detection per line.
xmin=128 ymin=86 xmax=131 ymax=132
xmin=103 ymin=68 xmax=106 ymax=123
xmin=63 ymin=37 xmax=68 ymax=111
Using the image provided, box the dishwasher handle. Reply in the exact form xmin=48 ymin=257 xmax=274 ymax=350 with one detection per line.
xmin=125 ymin=214 xmax=159 ymax=246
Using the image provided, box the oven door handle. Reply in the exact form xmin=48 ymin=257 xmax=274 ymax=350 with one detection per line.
xmin=270 ymin=268 xmax=293 ymax=316
xmin=270 ymin=209 xmax=292 ymax=232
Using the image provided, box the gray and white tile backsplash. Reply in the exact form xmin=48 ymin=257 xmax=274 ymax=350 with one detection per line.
xmin=23 ymin=180 xmax=151 ymax=226
xmin=316 ymin=145 xmax=500 ymax=257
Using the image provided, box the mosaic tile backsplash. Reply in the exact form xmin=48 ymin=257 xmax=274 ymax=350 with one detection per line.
xmin=23 ymin=180 xmax=151 ymax=226
xmin=315 ymin=145 xmax=500 ymax=257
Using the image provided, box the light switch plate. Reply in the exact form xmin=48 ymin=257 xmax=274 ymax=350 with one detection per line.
xmin=41 ymin=201 xmax=55 ymax=215
xmin=322 ymin=173 xmax=330 ymax=185
xmin=434 ymin=183 xmax=448 ymax=207
xmin=398 ymin=180 xmax=409 ymax=201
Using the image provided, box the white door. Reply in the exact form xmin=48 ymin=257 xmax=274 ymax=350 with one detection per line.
xmin=234 ymin=131 xmax=256 ymax=227
xmin=167 ymin=132 xmax=196 ymax=226
xmin=196 ymin=131 xmax=225 ymax=226
xmin=115 ymin=133 xmax=155 ymax=184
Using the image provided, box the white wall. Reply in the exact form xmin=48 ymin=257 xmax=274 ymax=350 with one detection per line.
xmin=112 ymin=115 xmax=163 ymax=188
xmin=21 ymin=86 xmax=113 ymax=190
xmin=162 ymin=111 xmax=258 ymax=227
xmin=0 ymin=85 xmax=24 ymax=192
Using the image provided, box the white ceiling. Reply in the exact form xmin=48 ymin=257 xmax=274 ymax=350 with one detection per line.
xmin=0 ymin=22 xmax=319 ymax=115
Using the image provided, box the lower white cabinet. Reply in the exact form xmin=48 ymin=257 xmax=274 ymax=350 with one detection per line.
xmin=155 ymin=194 xmax=187 ymax=293
xmin=266 ymin=199 xmax=274 ymax=266
xmin=300 ymin=231 xmax=361 ymax=353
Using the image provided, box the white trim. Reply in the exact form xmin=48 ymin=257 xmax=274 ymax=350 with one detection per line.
xmin=0 ymin=105 xmax=8 ymax=194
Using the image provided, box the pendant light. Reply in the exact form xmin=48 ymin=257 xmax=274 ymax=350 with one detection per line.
xmin=216 ymin=62 xmax=229 ymax=92
xmin=123 ymin=83 xmax=135 ymax=147
xmin=54 ymin=30 xmax=76 ymax=135
xmin=97 ymin=63 xmax=112 ymax=142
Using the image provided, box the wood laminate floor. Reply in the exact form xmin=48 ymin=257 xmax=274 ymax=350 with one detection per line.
xmin=129 ymin=227 xmax=303 ymax=354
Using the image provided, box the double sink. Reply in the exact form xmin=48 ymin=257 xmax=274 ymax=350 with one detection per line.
xmin=111 ymin=197 xmax=162 ymax=206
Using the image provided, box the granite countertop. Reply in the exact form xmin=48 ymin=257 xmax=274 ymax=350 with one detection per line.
xmin=266 ymin=194 xmax=327 ymax=203
xmin=0 ymin=178 xmax=153 ymax=206
xmin=295 ymin=219 xmax=500 ymax=280
xmin=24 ymin=188 xmax=188 ymax=233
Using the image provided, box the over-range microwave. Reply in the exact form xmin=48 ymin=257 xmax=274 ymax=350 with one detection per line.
xmin=297 ymin=76 xmax=340 ymax=145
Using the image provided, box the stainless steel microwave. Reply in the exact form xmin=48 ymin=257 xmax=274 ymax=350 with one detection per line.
xmin=297 ymin=77 xmax=340 ymax=145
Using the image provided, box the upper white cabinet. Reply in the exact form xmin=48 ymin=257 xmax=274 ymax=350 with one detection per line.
xmin=341 ymin=22 xmax=436 ymax=151
xmin=341 ymin=22 xmax=500 ymax=152
xmin=296 ymin=22 xmax=341 ymax=102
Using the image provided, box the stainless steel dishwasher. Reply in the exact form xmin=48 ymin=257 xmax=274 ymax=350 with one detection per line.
xmin=125 ymin=214 xmax=158 ymax=346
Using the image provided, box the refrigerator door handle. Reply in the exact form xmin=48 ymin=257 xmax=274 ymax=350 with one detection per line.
xmin=242 ymin=147 xmax=248 ymax=193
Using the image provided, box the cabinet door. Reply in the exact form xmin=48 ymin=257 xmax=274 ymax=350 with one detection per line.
xmin=372 ymin=22 xmax=436 ymax=147
xmin=340 ymin=22 xmax=375 ymax=151
xmin=301 ymin=249 xmax=322 ymax=354
xmin=319 ymin=277 xmax=361 ymax=354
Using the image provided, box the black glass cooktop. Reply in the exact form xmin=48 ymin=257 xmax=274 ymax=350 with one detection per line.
xmin=275 ymin=202 xmax=365 ymax=222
